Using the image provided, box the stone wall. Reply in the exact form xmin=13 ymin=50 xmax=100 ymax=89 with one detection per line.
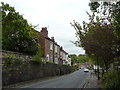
xmin=2 ymin=50 xmax=76 ymax=86
xmin=2 ymin=50 xmax=32 ymax=61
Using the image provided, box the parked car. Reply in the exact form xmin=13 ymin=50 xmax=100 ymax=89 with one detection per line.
xmin=83 ymin=68 xmax=89 ymax=72
xmin=81 ymin=67 xmax=84 ymax=70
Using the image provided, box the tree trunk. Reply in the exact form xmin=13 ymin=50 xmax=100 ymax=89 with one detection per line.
xmin=97 ymin=65 xmax=100 ymax=80
xmin=102 ymin=68 xmax=104 ymax=79
xmin=95 ymin=68 xmax=96 ymax=74
xmin=97 ymin=57 xmax=100 ymax=80
xmin=103 ymin=59 xmax=108 ymax=72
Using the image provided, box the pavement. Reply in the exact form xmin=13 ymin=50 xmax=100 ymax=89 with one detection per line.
xmin=83 ymin=71 xmax=104 ymax=88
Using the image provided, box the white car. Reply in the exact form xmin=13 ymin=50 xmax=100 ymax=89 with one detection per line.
xmin=83 ymin=68 xmax=89 ymax=72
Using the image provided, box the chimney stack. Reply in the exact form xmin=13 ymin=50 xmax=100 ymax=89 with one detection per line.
xmin=51 ymin=37 xmax=54 ymax=41
xmin=41 ymin=27 xmax=48 ymax=37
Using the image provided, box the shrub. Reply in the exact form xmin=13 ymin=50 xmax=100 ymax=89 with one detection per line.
xmin=104 ymin=70 xmax=120 ymax=88
xmin=14 ymin=58 xmax=24 ymax=65
xmin=3 ymin=52 xmax=14 ymax=66
xmin=32 ymin=51 xmax=43 ymax=65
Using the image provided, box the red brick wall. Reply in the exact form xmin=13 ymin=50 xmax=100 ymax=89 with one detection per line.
xmin=39 ymin=34 xmax=45 ymax=56
xmin=45 ymin=39 xmax=54 ymax=62
xmin=39 ymin=27 xmax=48 ymax=57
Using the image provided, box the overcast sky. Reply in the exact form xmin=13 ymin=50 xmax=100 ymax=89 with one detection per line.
xmin=1 ymin=0 xmax=91 ymax=55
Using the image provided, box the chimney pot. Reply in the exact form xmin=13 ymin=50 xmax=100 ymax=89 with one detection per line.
xmin=51 ymin=37 xmax=54 ymax=41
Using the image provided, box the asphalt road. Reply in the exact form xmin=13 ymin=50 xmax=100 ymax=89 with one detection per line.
xmin=19 ymin=69 xmax=90 ymax=88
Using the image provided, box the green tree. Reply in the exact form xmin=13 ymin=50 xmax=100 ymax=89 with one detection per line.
xmin=89 ymin=1 xmax=120 ymax=61
xmin=1 ymin=2 xmax=39 ymax=55
xmin=89 ymin=1 xmax=119 ymax=37
xmin=77 ymin=55 xmax=89 ymax=63
xmin=69 ymin=54 xmax=78 ymax=65
xmin=71 ymin=12 xmax=117 ymax=79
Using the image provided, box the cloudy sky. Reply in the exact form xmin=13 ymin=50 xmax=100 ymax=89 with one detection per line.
xmin=1 ymin=0 xmax=91 ymax=55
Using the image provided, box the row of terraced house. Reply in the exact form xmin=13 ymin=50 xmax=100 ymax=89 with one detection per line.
xmin=39 ymin=27 xmax=71 ymax=66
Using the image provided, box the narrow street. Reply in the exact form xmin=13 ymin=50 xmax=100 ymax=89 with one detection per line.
xmin=18 ymin=69 xmax=90 ymax=88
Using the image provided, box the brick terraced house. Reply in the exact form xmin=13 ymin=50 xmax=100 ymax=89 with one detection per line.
xmin=39 ymin=27 xmax=71 ymax=65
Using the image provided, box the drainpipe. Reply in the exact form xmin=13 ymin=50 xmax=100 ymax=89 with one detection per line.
xmin=53 ymin=43 xmax=55 ymax=63
xmin=51 ymin=37 xmax=55 ymax=63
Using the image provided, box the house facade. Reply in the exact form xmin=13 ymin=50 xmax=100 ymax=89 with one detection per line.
xmin=54 ymin=42 xmax=60 ymax=64
xmin=39 ymin=27 xmax=54 ymax=63
xmin=39 ymin=27 xmax=71 ymax=65
xmin=67 ymin=56 xmax=71 ymax=66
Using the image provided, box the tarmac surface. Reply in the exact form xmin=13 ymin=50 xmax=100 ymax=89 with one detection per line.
xmin=3 ymin=69 xmax=104 ymax=89
xmin=18 ymin=69 xmax=90 ymax=88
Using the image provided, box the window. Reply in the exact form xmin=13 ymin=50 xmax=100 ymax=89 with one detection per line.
xmin=60 ymin=51 xmax=62 ymax=56
xmin=46 ymin=54 xmax=49 ymax=61
xmin=50 ymin=55 xmax=53 ymax=62
xmin=55 ymin=45 xmax=57 ymax=53
xmin=50 ymin=42 xmax=53 ymax=50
